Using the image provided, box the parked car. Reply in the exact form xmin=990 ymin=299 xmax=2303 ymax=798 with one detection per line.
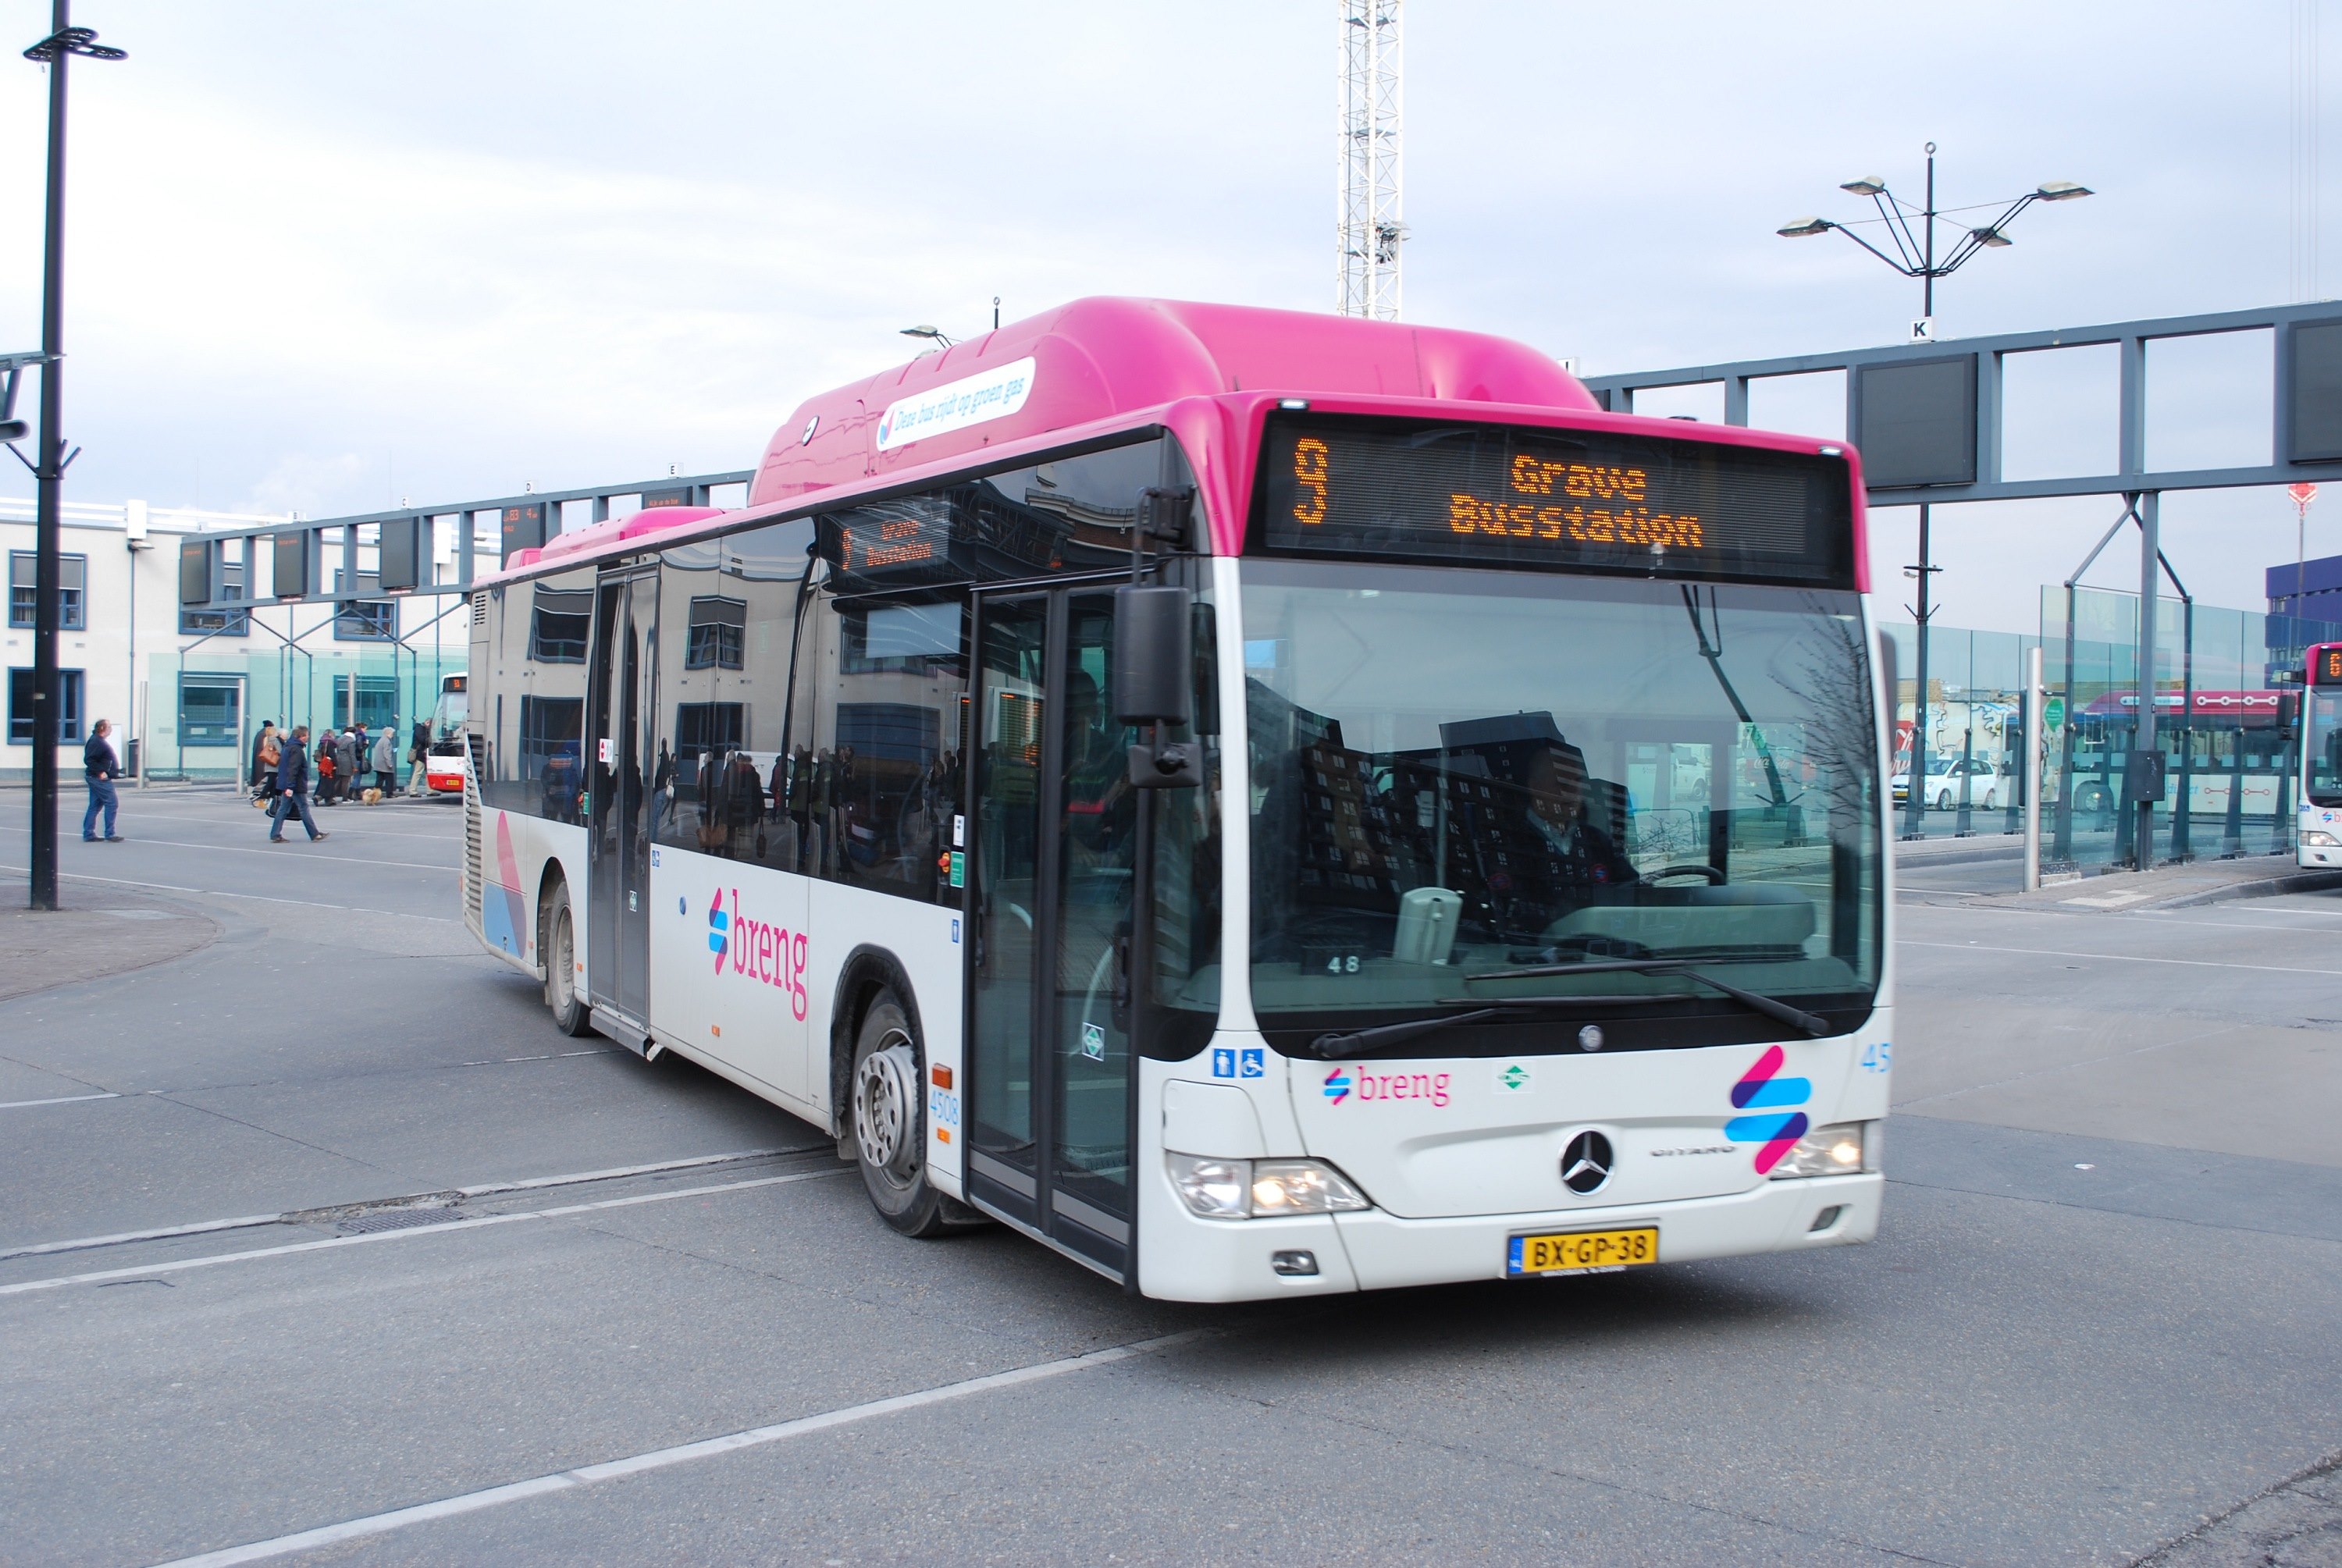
xmin=1891 ymin=755 xmax=2000 ymax=811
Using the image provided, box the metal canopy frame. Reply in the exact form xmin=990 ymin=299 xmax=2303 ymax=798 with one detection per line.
xmin=1582 ymin=300 xmax=2342 ymax=506
xmin=175 ymin=468 xmax=753 ymax=613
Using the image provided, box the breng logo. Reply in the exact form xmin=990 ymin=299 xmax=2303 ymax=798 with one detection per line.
xmin=717 ymin=888 xmax=809 ymax=1022
xmin=1322 ymin=1065 xmax=1451 ymax=1108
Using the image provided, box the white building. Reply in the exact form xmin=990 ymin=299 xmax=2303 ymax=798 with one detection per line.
xmin=0 ymin=498 xmax=479 ymax=784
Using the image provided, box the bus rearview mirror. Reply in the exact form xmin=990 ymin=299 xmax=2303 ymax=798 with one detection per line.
xmin=1112 ymin=585 xmax=1192 ymax=727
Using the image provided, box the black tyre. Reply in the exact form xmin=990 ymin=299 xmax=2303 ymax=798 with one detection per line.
xmin=850 ymin=990 xmax=976 ymax=1238
xmin=543 ymin=881 xmax=593 ymax=1038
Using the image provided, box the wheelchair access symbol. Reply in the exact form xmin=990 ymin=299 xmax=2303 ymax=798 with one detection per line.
xmin=1212 ymin=1047 xmax=1265 ymax=1079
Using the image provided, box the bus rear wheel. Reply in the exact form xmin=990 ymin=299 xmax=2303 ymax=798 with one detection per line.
xmin=543 ymin=881 xmax=593 ymax=1038
xmin=851 ymin=990 xmax=966 ymax=1238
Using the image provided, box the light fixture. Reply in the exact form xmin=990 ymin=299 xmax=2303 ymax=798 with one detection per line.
xmin=2035 ymin=180 xmax=2092 ymax=201
xmin=1971 ymin=226 xmax=2013 ymax=248
xmin=1839 ymin=176 xmax=1888 ymax=197
xmin=1777 ymin=216 xmax=1833 ymax=238
xmin=899 ymin=324 xmax=953 ymax=347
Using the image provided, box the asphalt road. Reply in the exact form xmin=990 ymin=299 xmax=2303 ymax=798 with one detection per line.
xmin=2 ymin=788 xmax=2337 ymax=1566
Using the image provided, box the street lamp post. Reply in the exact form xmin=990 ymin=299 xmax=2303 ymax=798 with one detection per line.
xmin=1778 ymin=144 xmax=2090 ymax=840
xmin=21 ymin=3 xmax=124 ymax=911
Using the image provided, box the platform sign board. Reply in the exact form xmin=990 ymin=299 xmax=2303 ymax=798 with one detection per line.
xmin=379 ymin=517 xmax=425 ymax=592
xmin=178 ymin=539 xmax=213 ymax=606
xmin=2286 ymin=320 xmax=2342 ymax=464
xmin=272 ymin=529 xmax=314 ymax=599
xmin=500 ymin=503 xmax=547 ymax=563
xmin=1851 ymin=355 xmax=1977 ymax=489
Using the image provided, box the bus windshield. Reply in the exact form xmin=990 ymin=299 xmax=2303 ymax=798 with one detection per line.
xmin=2308 ymin=690 xmax=2342 ymax=806
xmin=1241 ymin=559 xmax=1881 ymax=1047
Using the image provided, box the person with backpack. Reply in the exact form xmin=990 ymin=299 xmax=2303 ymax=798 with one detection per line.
xmin=269 ymin=725 xmax=326 ymax=843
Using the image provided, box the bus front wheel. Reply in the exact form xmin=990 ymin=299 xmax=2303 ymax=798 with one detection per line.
xmin=543 ymin=881 xmax=593 ymax=1038
xmin=851 ymin=990 xmax=969 ymax=1238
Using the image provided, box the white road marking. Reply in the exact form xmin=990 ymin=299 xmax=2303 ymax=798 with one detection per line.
xmin=1901 ymin=939 xmax=2342 ymax=977
xmin=149 ymin=1330 xmax=1205 ymax=1567
xmin=0 ymin=1090 xmax=120 ymax=1111
xmin=0 ymin=1168 xmax=848 ymax=1297
xmin=0 ymin=1147 xmax=804 ymax=1263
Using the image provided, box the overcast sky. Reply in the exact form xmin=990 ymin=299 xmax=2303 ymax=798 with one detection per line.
xmin=0 ymin=1 xmax=2330 ymax=634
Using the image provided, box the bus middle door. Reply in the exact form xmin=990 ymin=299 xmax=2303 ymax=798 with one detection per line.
xmin=586 ymin=567 xmax=659 ymax=1038
xmin=965 ymin=587 xmax=1137 ymax=1279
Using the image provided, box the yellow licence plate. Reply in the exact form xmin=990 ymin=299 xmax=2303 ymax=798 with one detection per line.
xmin=1507 ymin=1226 xmax=1658 ymax=1277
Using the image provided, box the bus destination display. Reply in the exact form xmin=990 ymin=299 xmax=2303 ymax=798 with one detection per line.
xmin=1258 ymin=416 xmax=1855 ymax=587
xmin=818 ymin=497 xmax=958 ymax=584
xmin=2315 ymin=645 xmax=2342 ymax=686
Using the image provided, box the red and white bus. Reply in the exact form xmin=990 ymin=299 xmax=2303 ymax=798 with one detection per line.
xmin=460 ymin=298 xmax=1892 ymax=1300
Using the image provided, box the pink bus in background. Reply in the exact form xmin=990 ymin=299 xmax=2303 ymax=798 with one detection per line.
xmin=459 ymin=297 xmax=1892 ymax=1301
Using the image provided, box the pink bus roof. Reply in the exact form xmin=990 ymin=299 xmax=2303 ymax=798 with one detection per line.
xmin=475 ymin=297 xmax=1866 ymax=588
xmin=750 ymin=296 xmax=1597 ymax=507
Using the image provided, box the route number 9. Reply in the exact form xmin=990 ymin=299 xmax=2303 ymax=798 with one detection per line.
xmin=1292 ymin=437 xmax=1329 ymax=527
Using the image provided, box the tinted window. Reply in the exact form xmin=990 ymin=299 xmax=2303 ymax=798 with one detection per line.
xmin=653 ymin=518 xmax=814 ymax=862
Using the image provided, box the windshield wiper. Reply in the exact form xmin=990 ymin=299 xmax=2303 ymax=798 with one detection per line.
xmin=1464 ymin=957 xmax=1831 ymax=1038
xmin=1308 ymin=994 xmax=1701 ymax=1059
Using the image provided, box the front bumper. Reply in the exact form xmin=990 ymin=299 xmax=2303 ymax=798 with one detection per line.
xmin=1137 ymin=1170 xmax=1881 ymax=1302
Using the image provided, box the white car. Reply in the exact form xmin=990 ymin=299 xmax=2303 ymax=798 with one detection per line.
xmin=1891 ymin=756 xmax=1999 ymax=811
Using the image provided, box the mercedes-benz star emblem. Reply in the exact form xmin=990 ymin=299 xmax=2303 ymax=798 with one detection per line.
xmin=1561 ymin=1130 xmax=1614 ymax=1196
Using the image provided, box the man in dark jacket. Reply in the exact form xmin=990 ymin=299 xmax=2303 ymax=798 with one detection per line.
xmin=82 ymin=719 xmax=123 ymax=842
xmin=269 ymin=725 xmax=327 ymax=843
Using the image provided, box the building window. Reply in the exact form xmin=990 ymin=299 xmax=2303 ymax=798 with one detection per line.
xmin=529 ymin=587 xmax=591 ymax=663
xmin=7 ymin=667 xmax=84 ymax=745
xmin=674 ymin=700 xmax=746 ymax=766
xmin=685 ymin=596 xmax=746 ymax=670
xmin=332 ymin=571 xmax=395 ymax=642
xmin=9 ymin=551 xmax=87 ymax=630
xmin=177 ymin=675 xmax=242 ymax=748
xmin=181 ymin=558 xmax=250 ymax=636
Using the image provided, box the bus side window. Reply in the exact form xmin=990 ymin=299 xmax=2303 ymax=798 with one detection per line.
xmin=805 ymin=589 xmax=968 ymax=905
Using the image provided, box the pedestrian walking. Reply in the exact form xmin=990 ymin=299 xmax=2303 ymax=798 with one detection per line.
xmin=334 ymin=725 xmax=361 ymax=805
xmin=254 ymin=723 xmax=283 ymax=808
xmin=249 ymin=720 xmax=276 ymax=792
xmin=269 ymin=725 xmax=327 ymax=843
xmin=407 ymin=718 xmax=431 ymax=796
xmin=370 ymin=724 xmax=397 ymax=795
xmin=81 ymin=719 xmax=123 ymax=842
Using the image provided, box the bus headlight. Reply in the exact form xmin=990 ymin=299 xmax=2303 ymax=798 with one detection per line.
xmin=1767 ymin=1121 xmax=1879 ymax=1179
xmin=1167 ymin=1154 xmax=1371 ymax=1219
xmin=2303 ymin=830 xmax=2339 ymax=846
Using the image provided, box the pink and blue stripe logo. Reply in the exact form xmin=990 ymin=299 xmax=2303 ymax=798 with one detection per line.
xmin=1724 ymin=1045 xmax=1810 ymax=1175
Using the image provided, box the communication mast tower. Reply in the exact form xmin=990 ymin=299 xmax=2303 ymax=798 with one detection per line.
xmin=1337 ymin=2 xmax=1404 ymax=319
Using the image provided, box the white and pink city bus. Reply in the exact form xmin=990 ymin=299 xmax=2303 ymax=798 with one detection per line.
xmin=461 ymin=298 xmax=1892 ymax=1300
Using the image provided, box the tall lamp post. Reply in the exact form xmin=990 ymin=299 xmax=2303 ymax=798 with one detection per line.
xmin=1778 ymin=144 xmax=2089 ymax=839
xmin=21 ymin=4 xmax=124 ymax=911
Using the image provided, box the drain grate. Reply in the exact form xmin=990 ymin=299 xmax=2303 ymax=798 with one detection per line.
xmin=336 ymin=1207 xmax=467 ymax=1236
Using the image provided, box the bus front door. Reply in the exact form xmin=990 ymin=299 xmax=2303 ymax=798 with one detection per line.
xmin=966 ymin=588 xmax=1137 ymax=1279
xmin=587 ymin=569 xmax=659 ymax=1033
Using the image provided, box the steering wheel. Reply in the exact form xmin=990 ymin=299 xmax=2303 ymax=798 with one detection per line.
xmin=1647 ymin=863 xmax=1727 ymax=884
